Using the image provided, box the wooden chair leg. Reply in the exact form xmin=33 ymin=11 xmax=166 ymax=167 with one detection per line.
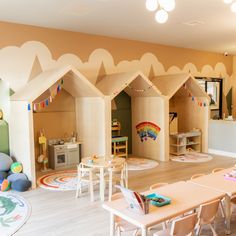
xmin=209 ymin=224 xmax=217 ymax=236
xmin=89 ymin=181 xmax=94 ymax=202
xmin=220 ymin=200 xmax=225 ymax=218
xmin=76 ymin=179 xmax=81 ymax=198
xmin=196 ymin=225 xmax=202 ymax=236
xmin=132 ymin=229 xmax=139 ymax=236
xmin=109 ymin=172 xmax=113 ymax=201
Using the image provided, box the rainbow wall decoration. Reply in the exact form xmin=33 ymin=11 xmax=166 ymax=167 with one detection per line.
xmin=136 ymin=121 xmax=161 ymax=142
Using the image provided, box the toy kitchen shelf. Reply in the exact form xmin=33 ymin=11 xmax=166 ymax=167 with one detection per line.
xmin=169 ymin=130 xmax=201 ymax=156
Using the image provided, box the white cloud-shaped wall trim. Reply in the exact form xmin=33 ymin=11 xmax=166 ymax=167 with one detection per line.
xmin=0 ymin=40 xmax=233 ymax=93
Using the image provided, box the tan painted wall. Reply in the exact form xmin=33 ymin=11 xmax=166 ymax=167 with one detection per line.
xmin=33 ymin=89 xmax=76 ymax=170
xmin=0 ymin=21 xmax=233 ymax=75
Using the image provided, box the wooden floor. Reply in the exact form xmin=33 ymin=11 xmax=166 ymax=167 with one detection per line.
xmin=16 ymin=154 xmax=236 ymax=236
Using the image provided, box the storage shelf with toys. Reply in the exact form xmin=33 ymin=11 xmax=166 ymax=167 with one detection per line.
xmin=169 ymin=130 xmax=201 ymax=156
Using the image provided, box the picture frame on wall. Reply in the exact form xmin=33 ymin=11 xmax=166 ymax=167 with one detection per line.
xmin=207 ymin=81 xmax=220 ymax=110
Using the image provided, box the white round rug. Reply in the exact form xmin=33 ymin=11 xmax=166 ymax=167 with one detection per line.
xmin=171 ymin=152 xmax=213 ymax=163
xmin=0 ymin=192 xmax=31 ymax=236
xmin=126 ymin=157 xmax=159 ymax=171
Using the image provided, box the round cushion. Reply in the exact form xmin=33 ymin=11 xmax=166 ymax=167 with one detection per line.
xmin=0 ymin=153 xmax=13 ymax=172
xmin=0 ymin=171 xmax=8 ymax=181
xmin=10 ymin=162 xmax=23 ymax=173
xmin=1 ymin=179 xmax=11 ymax=191
xmin=7 ymin=173 xmax=28 ymax=183
xmin=11 ymin=179 xmax=31 ymax=192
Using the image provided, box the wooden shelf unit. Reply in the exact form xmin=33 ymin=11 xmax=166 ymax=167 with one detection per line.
xmin=111 ymin=122 xmax=128 ymax=158
xmin=169 ymin=131 xmax=201 ymax=156
xmin=112 ymin=136 xmax=128 ymax=158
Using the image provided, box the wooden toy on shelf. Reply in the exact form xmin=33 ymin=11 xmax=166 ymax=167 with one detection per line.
xmin=37 ymin=130 xmax=49 ymax=171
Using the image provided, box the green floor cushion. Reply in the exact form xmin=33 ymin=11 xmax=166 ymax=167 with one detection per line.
xmin=7 ymin=173 xmax=28 ymax=183
xmin=0 ymin=152 xmax=13 ymax=171
xmin=11 ymin=179 xmax=31 ymax=192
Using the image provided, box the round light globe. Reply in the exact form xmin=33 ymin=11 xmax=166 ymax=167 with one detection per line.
xmin=146 ymin=0 xmax=158 ymax=12
xmin=231 ymin=2 xmax=236 ymax=12
xmin=158 ymin=0 xmax=176 ymax=12
xmin=223 ymin=0 xmax=233 ymax=4
xmin=155 ymin=9 xmax=168 ymax=24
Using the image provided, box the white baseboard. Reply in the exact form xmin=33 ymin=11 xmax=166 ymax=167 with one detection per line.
xmin=208 ymin=149 xmax=236 ymax=158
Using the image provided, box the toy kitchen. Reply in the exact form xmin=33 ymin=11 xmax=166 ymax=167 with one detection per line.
xmin=48 ymin=139 xmax=82 ymax=170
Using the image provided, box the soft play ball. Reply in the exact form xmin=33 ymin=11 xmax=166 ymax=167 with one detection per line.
xmin=1 ymin=179 xmax=11 ymax=191
xmin=11 ymin=179 xmax=31 ymax=192
xmin=0 ymin=171 xmax=8 ymax=181
xmin=10 ymin=162 xmax=23 ymax=173
xmin=7 ymin=173 xmax=28 ymax=183
xmin=0 ymin=153 xmax=13 ymax=172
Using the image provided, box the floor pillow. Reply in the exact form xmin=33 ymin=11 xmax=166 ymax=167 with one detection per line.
xmin=0 ymin=152 xmax=13 ymax=171
xmin=11 ymin=179 xmax=31 ymax=192
xmin=7 ymin=173 xmax=28 ymax=183
xmin=0 ymin=171 xmax=8 ymax=181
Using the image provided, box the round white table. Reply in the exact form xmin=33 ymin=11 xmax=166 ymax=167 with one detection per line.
xmin=81 ymin=156 xmax=126 ymax=201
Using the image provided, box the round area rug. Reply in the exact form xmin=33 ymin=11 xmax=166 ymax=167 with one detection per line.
xmin=37 ymin=170 xmax=77 ymax=191
xmin=171 ymin=152 xmax=213 ymax=163
xmin=126 ymin=157 xmax=159 ymax=171
xmin=0 ymin=192 xmax=31 ymax=236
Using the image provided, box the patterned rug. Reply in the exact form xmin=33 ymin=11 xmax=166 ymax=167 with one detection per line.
xmin=0 ymin=192 xmax=31 ymax=236
xmin=171 ymin=152 xmax=213 ymax=163
xmin=126 ymin=157 xmax=159 ymax=171
xmin=37 ymin=170 xmax=78 ymax=191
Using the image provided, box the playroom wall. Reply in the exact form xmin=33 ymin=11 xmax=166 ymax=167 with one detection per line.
xmin=75 ymin=97 xmax=107 ymax=158
xmin=33 ymin=89 xmax=76 ymax=170
xmin=0 ymin=21 xmax=235 ymax=123
xmin=132 ymin=97 xmax=165 ymax=161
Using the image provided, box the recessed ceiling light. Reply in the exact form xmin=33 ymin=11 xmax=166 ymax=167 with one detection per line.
xmin=183 ymin=20 xmax=205 ymax=26
xmin=223 ymin=0 xmax=233 ymax=4
xmin=231 ymin=2 xmax=236 ymax=12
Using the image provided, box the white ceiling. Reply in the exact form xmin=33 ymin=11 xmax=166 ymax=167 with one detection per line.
xmin=0 ymin=0 xmax=236 ymax=55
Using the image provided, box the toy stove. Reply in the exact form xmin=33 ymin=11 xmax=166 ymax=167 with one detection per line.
xmin=48 ymin=139 xmax=67 ymax=169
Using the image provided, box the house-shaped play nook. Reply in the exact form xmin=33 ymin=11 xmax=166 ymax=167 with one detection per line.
xmin=10 ymin=65 xmax=106 ymax=187
xmin=152 ymin=73 xmax=210 ymax=158
xmin=96 ymin=71 xmax=166 ymax=162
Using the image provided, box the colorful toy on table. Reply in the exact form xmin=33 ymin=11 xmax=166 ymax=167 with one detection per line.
xmin=224 ymin=169 xmax=236 ymax=181
xmin=145 ymin=193 xmax=171 ymax=207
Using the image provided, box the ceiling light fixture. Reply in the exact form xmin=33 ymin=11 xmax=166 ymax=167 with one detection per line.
xmin=223 ymin=0 xmax=236 ymax=12
xmin=146 ymin=0 xmax=176 ymax=24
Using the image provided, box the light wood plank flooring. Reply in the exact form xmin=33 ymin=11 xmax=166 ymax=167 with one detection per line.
xmin=15 ymin=154 xmax=236 ymax=236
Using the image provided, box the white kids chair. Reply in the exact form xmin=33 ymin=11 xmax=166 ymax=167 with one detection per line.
xmin=196 ymin=199 xmax=220 ymax=236
xmin=111 ymin=192 xmax=139 ymax=236
xmin=149 ymin=182 xmax=168 ymax=190
xmin=106 ymin=162 xmax=128 ymax=201
xmin=75 ymin=163 xmax=100 ymax=202
xmin=153 ymin=213 xmax=197 ymax=236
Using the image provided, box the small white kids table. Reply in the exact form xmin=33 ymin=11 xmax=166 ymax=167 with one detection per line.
xmin=103 ymin=181 xmax=225 ymax=236
xmin=190 ymin=167 xmax=236 ymax=234
xmin=82 ymin=156 xmax=126 ymax=201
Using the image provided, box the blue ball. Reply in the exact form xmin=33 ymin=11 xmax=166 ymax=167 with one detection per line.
xmin=11 ymin=179 xmax=31 ymax=192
